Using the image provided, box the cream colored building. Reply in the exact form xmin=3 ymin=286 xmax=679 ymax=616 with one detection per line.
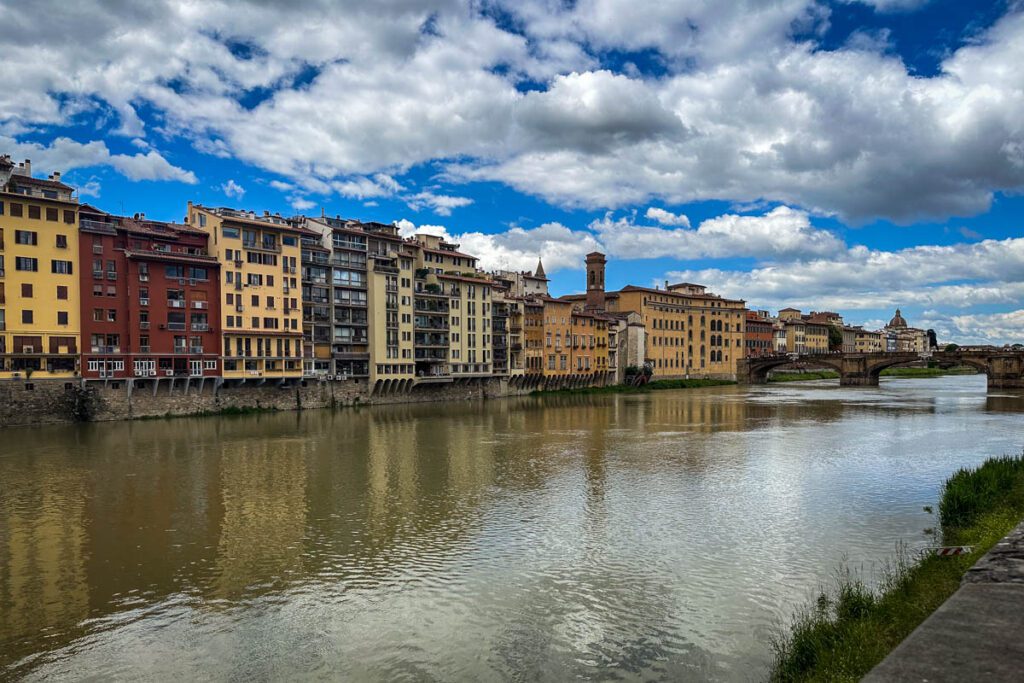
xmin=188 ymin=204 xmax=304 ymax=380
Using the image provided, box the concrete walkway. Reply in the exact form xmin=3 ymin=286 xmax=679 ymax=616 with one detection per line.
xmin=864 ymin=521 xmax=1024 ymax=682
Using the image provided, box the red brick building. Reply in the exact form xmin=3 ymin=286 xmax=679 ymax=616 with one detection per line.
xmin=79 ymin=207 xmax=221 ymax=380
xmin=744 ymin=310 xmax=775 ymax=358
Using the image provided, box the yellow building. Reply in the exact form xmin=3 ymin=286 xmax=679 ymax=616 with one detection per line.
xmin=599 ymin=284 xmax=745 ymax=379
xmin=569 ymin=310 xmax=610 ymax=381
xmin=188 ymin=204 xmax=304 ymax=380
xmin=542 ymin=298 xmax=573 ymax=377
xmin=854 ymin=328 xmax=884 ymax=353
xmin=0 ymin=157 xmax=80 ymax=379
xmin=803 ymin=320 xmax=830 ymax=354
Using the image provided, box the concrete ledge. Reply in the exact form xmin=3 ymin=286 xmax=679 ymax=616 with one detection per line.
xmin=865 ymin=521 xmax=1024 ymax=682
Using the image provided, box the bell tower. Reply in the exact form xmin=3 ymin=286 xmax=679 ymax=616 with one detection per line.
xmin=585 ymin=252 xmax=606 ymax=311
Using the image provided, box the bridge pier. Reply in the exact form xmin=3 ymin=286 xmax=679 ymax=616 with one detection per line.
xmin=988 ymin=355 xmax=1024 ymax=389
xmin=839 ymin=356 xmax=877 ymax=386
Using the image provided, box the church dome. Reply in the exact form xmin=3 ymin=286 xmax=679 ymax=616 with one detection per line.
xmin=887 ymin=308 xmax=907 ymax=328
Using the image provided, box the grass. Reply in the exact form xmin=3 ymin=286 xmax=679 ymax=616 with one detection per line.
xmin=532 ymin=378 xmax=735 ymax=396
xmin=770 ymin=454 xmax=1024 ymax=682
xmin=769 ymin=371 xmax=840 ymax=382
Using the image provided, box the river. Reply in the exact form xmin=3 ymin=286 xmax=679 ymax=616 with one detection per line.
xmin=1 ymin=375 xmax=1022 ymax=681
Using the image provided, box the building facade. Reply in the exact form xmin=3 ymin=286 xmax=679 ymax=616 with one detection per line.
xmin=188 ymin=204 xmax=304 ymax=380
xmin=79 ymin=208 xmax=221 ymax=381
xmin=0 ymin=157 xmax=80 ymax=379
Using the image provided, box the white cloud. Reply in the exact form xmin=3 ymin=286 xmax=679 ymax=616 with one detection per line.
xmin=592 ymin=206 xmax=844 ymax=260
xmin=221 ymin=178 xmax=245 ymax=199
xmin=0 ymin=135 xmax=197 ymax=184
xmin=645 ymin=207 xmax=690 ymax=227
xmin=2 ymin=1 xmax=1024 ymax=223
xmin=404 ymin=191 xmax=474 ymax=216
xmin=290 ymin=197 xmax=315 ymax=211
xmin=333 ymin=174 xmax=403 ymax=200
xmin=78 ymin=180 xmax=101 ymax=198
xmin=947 ymin=310 xmax=1024 ymax=345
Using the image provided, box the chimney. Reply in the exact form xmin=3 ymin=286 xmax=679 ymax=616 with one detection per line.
xmin=585 ymin=252 xmax=607 ymax=311
xmin=664 ymin=280 xmax=669 ymax=289
xmin=23 ymin=159 xmax=31 ymax=176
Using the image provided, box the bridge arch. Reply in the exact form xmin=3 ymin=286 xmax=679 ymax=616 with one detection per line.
xmin=743 ymin=354 xmax=845 ymax=383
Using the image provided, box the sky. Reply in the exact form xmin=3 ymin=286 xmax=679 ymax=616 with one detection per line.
xmin=1 ymin=0 xmax=1023 ymax=344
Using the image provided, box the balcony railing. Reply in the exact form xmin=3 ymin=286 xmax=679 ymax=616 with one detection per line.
xmin=191 ymin=324 xmax=210 ymax=332
xmin=193 ymin=301 xmax=208 ymax=309
xmin=167 ymin=323 xmax=186 ymax=331
xmin=106 ymin=271 xmax=117 ymax=280
xmin=90 ymin=346 xmax=121 ymax=353
xmin=168 ymin=300 xmax=185 ymax=308
xmin=140 ymin=321 xmax=150 ymax=330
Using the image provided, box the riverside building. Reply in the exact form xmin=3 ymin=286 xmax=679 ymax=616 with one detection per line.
xmin=0 ymin=157 xmax=80 ymax=379
xmin=188 ymin=204 xmax=304 ymax=380
xmin=79 ymin=207 xmax=221 ymax=381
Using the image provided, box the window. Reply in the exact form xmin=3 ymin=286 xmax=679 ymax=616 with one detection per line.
xmin=166 ymin=264 xmax=185 ymax=278
xmin=55 ymin=234 xmax=68 ymax=248
xmin=10 ymin=202 xmax=23 ymax=217
xmin=223 ymin=226 xmax=239 ymax=239
xmin=92 ymin=284 xmax=102 ymax=296
xmin=283 ymin=236 xmax=297 ymax=246
xmin=28 ymin=205 xmax=41 ymax=220
xmin=198 ymin=213 xmax=206 ymax=227
xmin=63 ymin=210 xmax=75 ymax=224
xmin=93 ymin=308 xmax=104 ymax=322
xmin=107 ymin=309 xmax=117 ymax=322
xmin=57 ymin=311 xmax=68 ymax=325
xmin=46 ymin=207 xmax=58 ymax=221
xmin=189 ymin=266 xmax=208 ymax=280
xmin=51 ymin=260 xmax=74 ymax=274
xmin=22 ymin=310 xmax=33 ymax=324
xmin=15 ymin=230 xmax=37 ymax=245
xmin=21 ymin=283 xmax=32 ymax=298
xmin=16 ymin=257 xmax=38 ymax=272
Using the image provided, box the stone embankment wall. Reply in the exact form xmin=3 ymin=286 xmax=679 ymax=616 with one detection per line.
xmin=0 ymin=377 xmax=528 ymax=428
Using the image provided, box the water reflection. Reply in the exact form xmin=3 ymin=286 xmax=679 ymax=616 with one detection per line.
xmin=1 ymin=376 xmax=1022 ymax=681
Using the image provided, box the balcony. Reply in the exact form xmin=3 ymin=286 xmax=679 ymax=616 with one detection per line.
xmin=333 ymin=336 xmax=368 ymax=345
xmin=168 ymin=300 xmax=185 ymax=308
xmin=90 ymin=346 xmax=121 ymax=354
xmin=173 ymin=347 xmax=189 ymax=354
xmin=92 ymin=244 xmax=104 ymax=254
xmin=167 ymin=323 xmax=186 ymax=331
xmin=140 ymin=321 xmax=150 ymax=330
xmin=193 ymin=301 xmax=208 ymax=309
xmin=191 ymin=323 xmax=210 ymax=332
xmin=233 ymin=259 xmax=243 ymax=267
xmin=139 ymin=298 xmax=150 ymax=306
xmin=139 ymin=345 xmax=151 ymax=353
xmin=106 ymin=271 xmax=117 ymax=280
xmin=92 ymin=270 xmax=103 ymax=279
xmin=189 ymin=347 xmax=204 ymax=354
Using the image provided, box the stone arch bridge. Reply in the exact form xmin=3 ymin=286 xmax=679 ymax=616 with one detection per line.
xmin=737 ymin=350 xmax=1024 ymax=389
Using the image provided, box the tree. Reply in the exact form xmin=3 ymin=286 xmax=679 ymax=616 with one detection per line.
xmin=945 ymin=343 xmax=960 ymax=352
xmin=827 ymin=325 xmax=843 ymax=351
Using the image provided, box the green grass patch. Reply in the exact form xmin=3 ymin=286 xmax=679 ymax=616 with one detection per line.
xmin=532 ymin=378 xmax=735 ymax=396
xmin=770 ymin=454 xmax=1024 ymax=682
xmin=769 ymin=371 xmax=840 ymax=382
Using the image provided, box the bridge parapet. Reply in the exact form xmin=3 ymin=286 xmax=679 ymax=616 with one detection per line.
xmin=737 ymin=350 xmax=1024 ymax=391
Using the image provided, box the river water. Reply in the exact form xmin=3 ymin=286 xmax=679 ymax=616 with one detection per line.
xmin=1 ymin=375 xmax=1022 ymax=681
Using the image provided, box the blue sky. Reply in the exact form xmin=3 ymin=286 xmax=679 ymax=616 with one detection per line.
xmin=2 ymin=0 xmax=1023 ymax=343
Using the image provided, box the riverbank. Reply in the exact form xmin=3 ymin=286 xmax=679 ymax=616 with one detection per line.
xmin=770 ymin=454 xmax=1024 ymax=682
xmin=531 ymin=378 xmax=735 ymax=396
xmin=769 ymin=366 xmax=977 ymax=383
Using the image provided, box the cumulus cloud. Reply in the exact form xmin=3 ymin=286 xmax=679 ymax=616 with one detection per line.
xmin=0 ymin=135 xmax=197 ymax=184
xmin=1 ymin=1 xmax=1022 ymax=222
xmin=592 ymin=206 xmax=844 ymax=260
xmin=221 ymin=179 xmax=245 ymax=199
xmin=645 ymin=207 xmax=691 ymax=227
xmin=404 ymin=191 xmax=474 ymax=216
xmin=664 ymin=237 xmax=1024 ymax=318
